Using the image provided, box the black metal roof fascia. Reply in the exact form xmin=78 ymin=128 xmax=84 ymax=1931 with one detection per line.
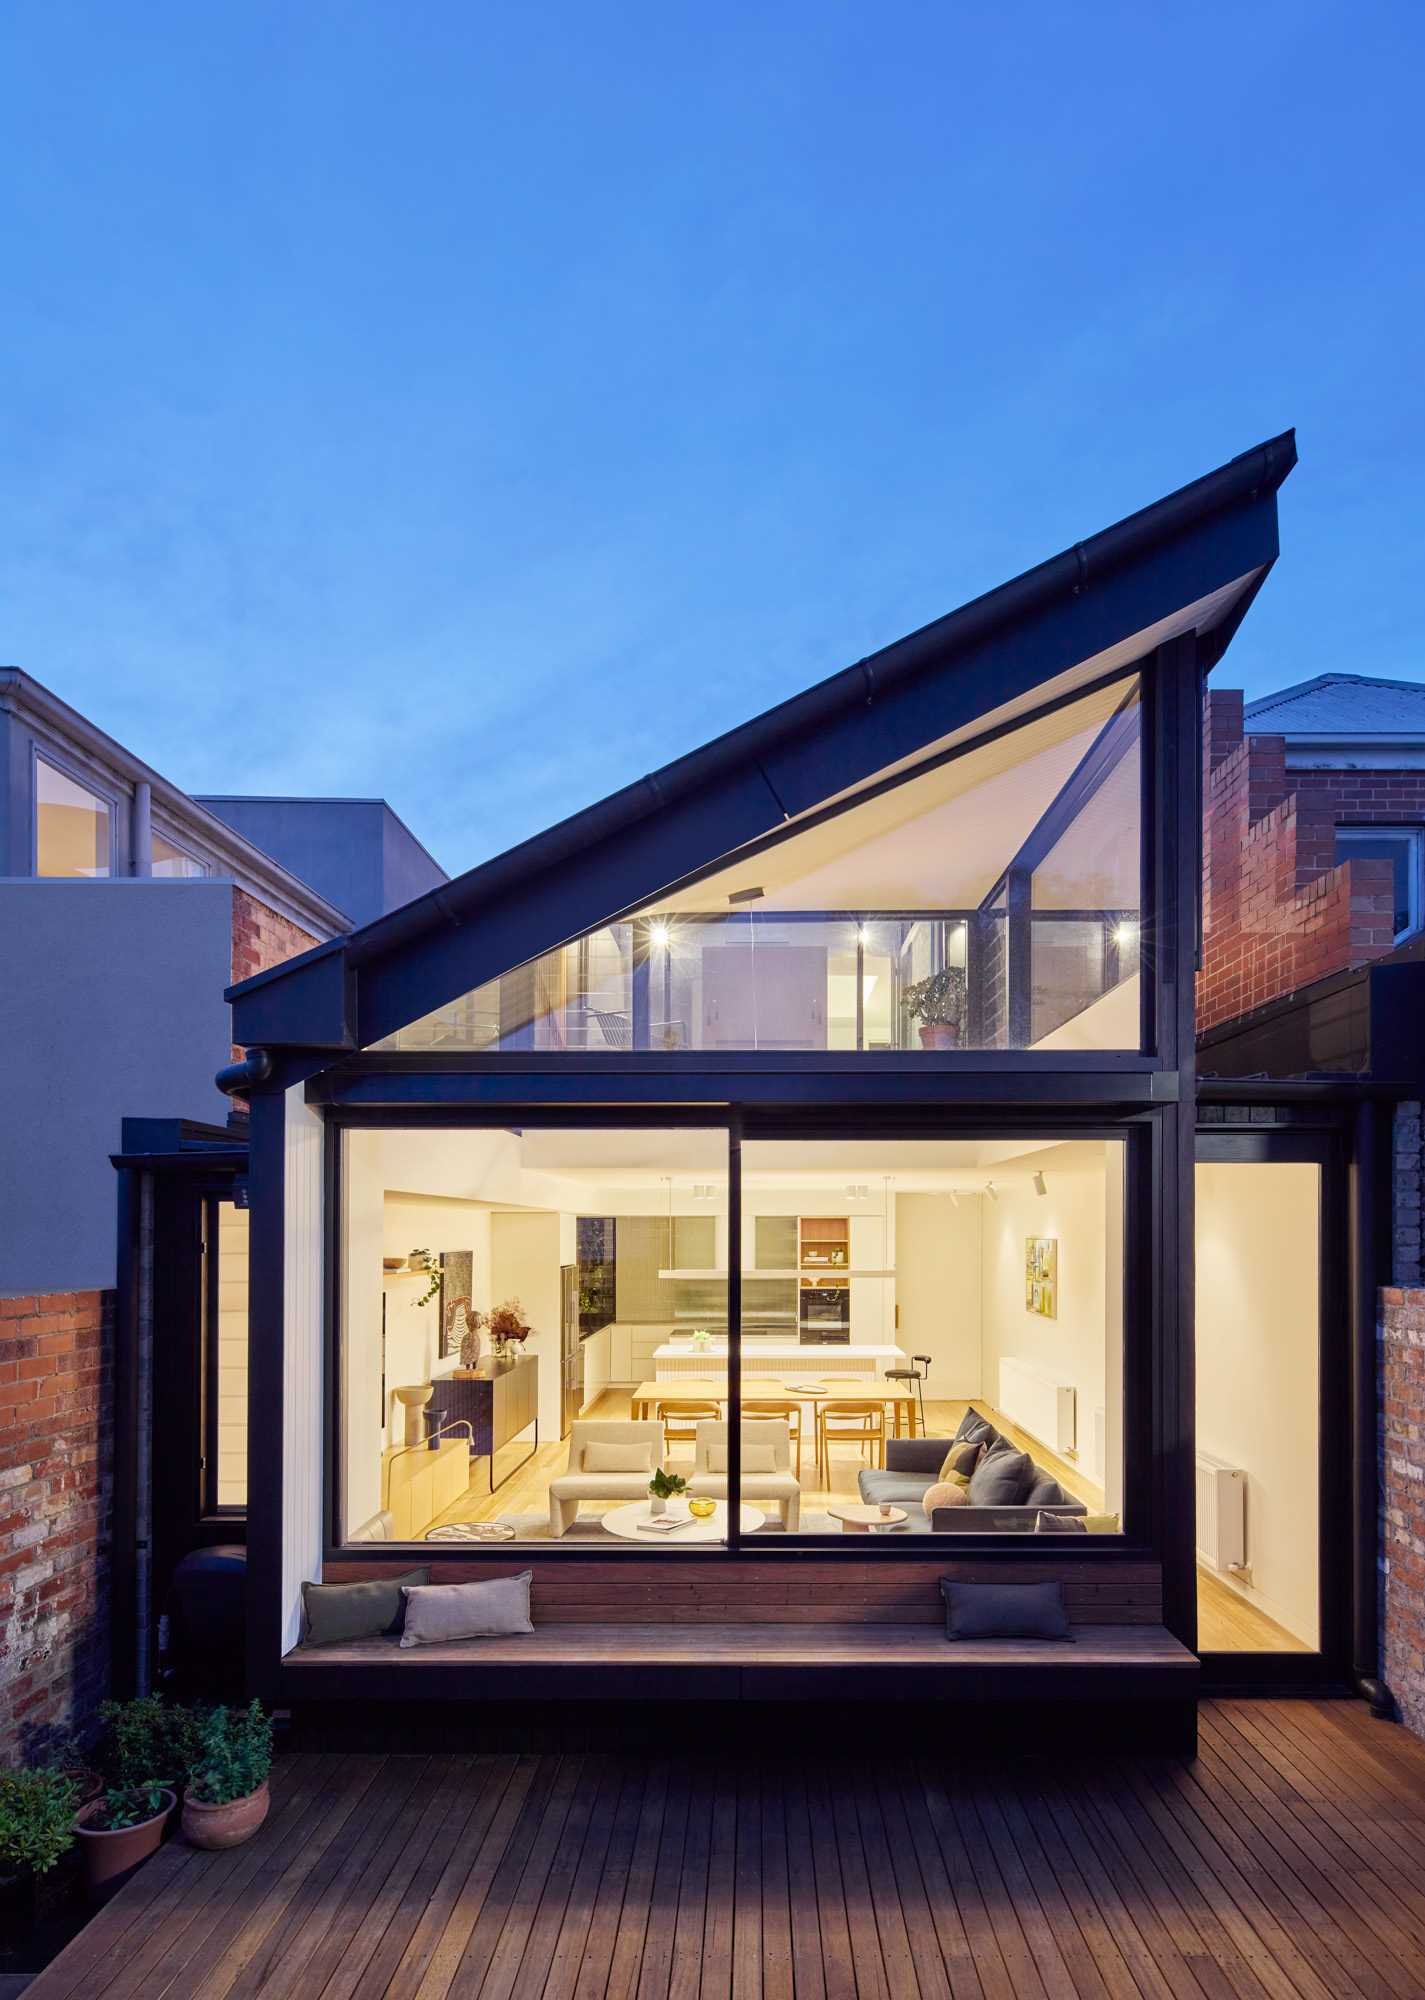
xmin=229 ymin=431 xmax=1295 ymax=1053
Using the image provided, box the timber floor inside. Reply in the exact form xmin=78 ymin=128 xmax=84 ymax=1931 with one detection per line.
xmin=29 ymin=1697 xmax=1425 ymax=2000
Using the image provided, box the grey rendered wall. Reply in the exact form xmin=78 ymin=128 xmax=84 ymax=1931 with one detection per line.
xmin=195 ymin=797 xmax=445 ymax=927
xmin=0 ymin=881 xmax=233 ymax=1294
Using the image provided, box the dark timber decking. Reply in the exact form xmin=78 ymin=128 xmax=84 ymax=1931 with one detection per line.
xmin=28 ymin=1698 xmax=1425 ymax=2000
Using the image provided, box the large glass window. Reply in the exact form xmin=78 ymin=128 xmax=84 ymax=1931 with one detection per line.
xmin=733 ymin=1138 xmax=1125 ymax=1538
xmin=375 ymin=673 xmax=1143 ymax=1054
xmin=336 ymin=1124 xmax=1126 ymax=1549
xmin=338 ymin=1126 xmax=731 ymax=1549
xmin=35 ymin=755 xmax=112 ymax=877
xmin=1195 ymin=1160 xmax=1320 ymax=1652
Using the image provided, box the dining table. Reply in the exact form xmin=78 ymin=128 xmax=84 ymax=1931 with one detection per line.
xmin=629 ymin=1374 xmax=921 ymax=1438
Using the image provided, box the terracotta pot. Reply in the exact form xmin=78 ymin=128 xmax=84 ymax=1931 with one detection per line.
xmin=182 ymin=1780 xmax=270 ymax=1851
xmin=61 ymin=1765 xmax=104 ymax=1806
xmin=74 ymin=1791 xmax=174 ymax=1903
xmin=917 ymin=1022 xmax=961 ymax=1050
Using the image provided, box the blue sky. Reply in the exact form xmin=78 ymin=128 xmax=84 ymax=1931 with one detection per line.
xmin=2 ymin=2 xmax=1421 ymax=877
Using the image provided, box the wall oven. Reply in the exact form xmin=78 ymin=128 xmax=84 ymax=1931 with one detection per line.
xmin=799 ymin=1284 xmax=851 ymax=1342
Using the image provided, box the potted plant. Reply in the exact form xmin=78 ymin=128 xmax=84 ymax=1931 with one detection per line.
xmin=408 ymin=1248 xmax=442 ymax=1309
xmin=182 ymin=1701 xmax=273 ymax=1850
xmin=648 ymin=1468 xmax=687 ymax=1517
xmin=0 ymin=1767 xmax=80 ymax=1931
xmin=903 ymin=967 xmax=968 ymax=1050
xmin=96 ymin=1696 xmax=197 ymax=1822
xmin=486 ymin=1298 xmax=532 ymax=1363
xmin=74 ymin=1785 xmax=173 ymax=1902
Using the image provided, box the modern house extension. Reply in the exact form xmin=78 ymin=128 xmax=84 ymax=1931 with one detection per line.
xmin=156 ymin=428 xmax=1369 ymax=1748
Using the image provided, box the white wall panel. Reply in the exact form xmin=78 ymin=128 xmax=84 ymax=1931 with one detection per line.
xmin=281 ymin=1086 xmax=325 ymax=1655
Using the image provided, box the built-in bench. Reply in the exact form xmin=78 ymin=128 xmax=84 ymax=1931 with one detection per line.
xmin=283 ymin=1556 xmax=1197 ymax=1735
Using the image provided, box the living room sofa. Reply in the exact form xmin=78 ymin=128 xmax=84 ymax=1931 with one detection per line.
xmin=858 ymin=1412 xmax=1088 ymax=1532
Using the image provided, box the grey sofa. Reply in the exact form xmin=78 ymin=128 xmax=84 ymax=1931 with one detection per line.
xmin=857 ymin=1420 xmax=1088 ymax=1533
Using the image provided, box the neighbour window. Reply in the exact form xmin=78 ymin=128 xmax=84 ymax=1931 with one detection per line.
xmin=373 ymin=670 xmax=1144 ymax=1055
xmin=34 ymin=755 xmax=113 ymax=878
xmin=152 ymin=830 xmax=211 ymax=879
xmin=1334 ymin=825 xmax=1423 ymax=942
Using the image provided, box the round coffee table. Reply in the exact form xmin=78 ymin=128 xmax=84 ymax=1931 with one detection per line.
xmin=600 ymin=1498 xmax=764 ymax=1541
xmin=828 ymin=1503 xmax=908 ymax=1534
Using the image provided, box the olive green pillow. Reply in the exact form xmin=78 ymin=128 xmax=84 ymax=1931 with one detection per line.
xmin=938 ymin=1440 xmax=982 ymax=1481
xmin=302 ymin=1568 xmax=431 ymax=1645
xmin=1082 ymin=1513 xmax=1121 ymax=1534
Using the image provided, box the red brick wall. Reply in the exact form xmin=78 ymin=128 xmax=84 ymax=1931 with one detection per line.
xmin=1382 ymin=1288 xmax=1425 ymax=1737
xmin=0 ymin=1289 xmax=112 ymax=1763
xmin=1198 ymin=692 xmax=1399 ymax=1032
xmin=229 ymin=885 xmax=321 ymax=1062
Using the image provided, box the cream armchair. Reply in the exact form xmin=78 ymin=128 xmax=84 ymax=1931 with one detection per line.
xmin=547 ymin=1420 xmax=667 ymax=1538
xmin=687 ymin=1420 xmax=801 ymax=1532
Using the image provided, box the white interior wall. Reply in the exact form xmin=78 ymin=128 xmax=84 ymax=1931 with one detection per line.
xmin=281 ymin=1087 xmax=325 ymax=1654
xmin=978 ymin=1143 xmax=1109 ymax=1480
xmin=490 ymin=1210 xmax=565 ymax=1440
xmin=893 ymin=1193 xmax=982 ymax=1396
xmin=383 ymin=1189 xmax=493 ymax=1420
xmin=1196 ymin=1162 xmax=1320 ymax=1646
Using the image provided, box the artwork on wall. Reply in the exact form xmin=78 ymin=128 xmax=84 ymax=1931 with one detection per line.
xmin=441 ymin=1250 xmax=474 ymax=1359
xmin=1025 ymin=1236 xmax=1058 ymax=1319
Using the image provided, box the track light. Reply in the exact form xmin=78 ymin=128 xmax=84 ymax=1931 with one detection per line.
xmin=1033 ymin=1172 xmax=1047 ymax=1197
xmin=648 ymin=920 xmax=670 ymax=950
xmin=985 ymin=1182 xmax=998 ymax=1202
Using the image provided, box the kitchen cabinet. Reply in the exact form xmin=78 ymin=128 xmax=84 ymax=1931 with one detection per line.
xmin=700 ymin=943 xmax=828 ymax=1049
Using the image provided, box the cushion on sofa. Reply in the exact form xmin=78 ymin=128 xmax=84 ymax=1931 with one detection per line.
xmin=583 ymin=1441 xmax=653 ymax=1473
xmin=399 ymin=1571 xmax=534 ymax=1646
xmin=967 ymin=1441 xmax=1035 ymax=1506
xmin=938 ymin=1439 xmax=983 ymax=1480
xmin=302 ymin=1567 xmax=430 ymax=1645
xmin=1083 ymin=1513 xmax=1121 ymax=1533
xmin=952 ymin=1407 xmax=997 ymax=1448
xmin=922 ymin=1481 xmax=969 ymax=1518
xmin=940 ymin=1578 xmax=1072 ymax=1640
xmin=1036 ymin=1509 xmax=1086 ymax=1533
xmin=1024 ymin=1473 xmax=1070 ymax=1508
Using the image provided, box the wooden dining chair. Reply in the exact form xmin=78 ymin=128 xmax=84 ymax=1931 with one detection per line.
xmin=656 ymin=1398 xmax=721 ymax=1457
xmin=816 ymin=1400 xmax=886 ymax=1485
xmin=743 ymin=1398 xmax=803 ymax=1479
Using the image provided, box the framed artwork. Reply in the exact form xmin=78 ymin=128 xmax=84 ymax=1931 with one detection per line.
xmin=1025 ymin=1236 xmax=1058 ymax=1319
xmin=441 ymin=1250 xmax=474 ymax=1358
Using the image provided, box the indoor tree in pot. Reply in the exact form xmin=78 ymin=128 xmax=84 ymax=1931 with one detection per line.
xmin=74 ymin=1785 xmax=173 ymax=1903
xmin=182 ymin=1701 xmax=274 ymax=1850
xmin=903 ymin=967 xmax=968 ymax=1050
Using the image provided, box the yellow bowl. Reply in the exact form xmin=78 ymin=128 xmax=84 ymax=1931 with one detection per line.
xmin=687 ymin=1497 xmax=717 ymax=1520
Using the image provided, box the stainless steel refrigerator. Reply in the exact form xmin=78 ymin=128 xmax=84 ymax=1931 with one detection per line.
xmin=560 ymin=1264 xmax=580 ymax=1437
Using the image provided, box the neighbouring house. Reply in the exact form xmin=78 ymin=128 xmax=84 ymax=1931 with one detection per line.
xmin=1195 ymin=671 xmax=1425 ymax=1737
xmin=96 ymin=429 xmax=1332 ymax=1756
xmin=0 ymin=668 xmax=446 ymax=1761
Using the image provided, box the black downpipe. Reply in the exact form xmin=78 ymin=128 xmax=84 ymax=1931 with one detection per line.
xmin=217 ymin=1048 xmax=275 ymax=1097
xmin=1351 ymin=1098 xmax=1392 ymax=1717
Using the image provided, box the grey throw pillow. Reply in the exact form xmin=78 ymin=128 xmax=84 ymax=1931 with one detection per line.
xmin=953 ymin=1407 xmax=996 ymax=1448
xmin=399 ymin=1570 xmax=534 ymax=1647
xmin=1035 ymin=1509 xmax=1087 ymax=1533
xmin=302 ymin=1567 xmax=430 ymax=1646
xmin=1024 ymin=1474 xmax=1065 ymax=1508
xmin=939 ymin=1579 xmax=1072 ymax=1640
xmin=966 ymin=1440 xmax=1035 ymax=1506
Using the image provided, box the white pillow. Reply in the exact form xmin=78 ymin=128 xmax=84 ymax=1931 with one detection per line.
xmin=398 ymin=1572 xmax=533 ymax=1647
xmin=583 ymin=1441 xmax=653 ymax=1473
xmin=707 ymin=1443 xmax=778 ymax=1474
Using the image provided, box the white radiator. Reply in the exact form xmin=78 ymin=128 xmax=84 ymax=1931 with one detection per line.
xmin=998 ymin=1358 xmax=1076 ymax=1456
xmin=1196 ymin=1451 xmax=1246 ymax=1570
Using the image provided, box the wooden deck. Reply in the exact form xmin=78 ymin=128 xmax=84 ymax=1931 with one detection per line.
xmin=28 ymin=1698 xmax=1425 ymax=2000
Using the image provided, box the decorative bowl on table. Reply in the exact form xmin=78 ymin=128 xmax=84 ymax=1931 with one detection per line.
xmin=687 ymin=1497 xmax=717 ymax=1520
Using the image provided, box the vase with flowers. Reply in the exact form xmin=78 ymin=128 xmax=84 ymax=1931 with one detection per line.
xmin=485 ymin=1298 xmax=532 ymax=1365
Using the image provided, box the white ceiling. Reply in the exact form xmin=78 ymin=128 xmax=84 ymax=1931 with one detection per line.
xmin=515 ymin=1130 xmax=1106 ymax=1190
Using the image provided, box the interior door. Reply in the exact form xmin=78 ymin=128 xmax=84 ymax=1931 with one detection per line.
xmin=701 ymin=943 xmax=828 ymax=1049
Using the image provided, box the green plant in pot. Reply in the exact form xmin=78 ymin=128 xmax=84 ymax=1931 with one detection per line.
xmin=74 ymin=1785 xmax=173 ymax=1903
xmin=0 ymin=1767 xmax=79 ymax=1883
xmin=648 ymin=1467 xmax=687 ymax=1517
xmin=182 ymin=1702 xmax=274 ymax=1851
xmin=903 ymin=967 xmax=968 ymax=1050
xmin=96 ymin=1695 xmax=197 ymax=1797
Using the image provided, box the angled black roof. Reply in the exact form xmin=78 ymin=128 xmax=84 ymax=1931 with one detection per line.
xmin=230 ymin=430 xmax=1296 ymax=1057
